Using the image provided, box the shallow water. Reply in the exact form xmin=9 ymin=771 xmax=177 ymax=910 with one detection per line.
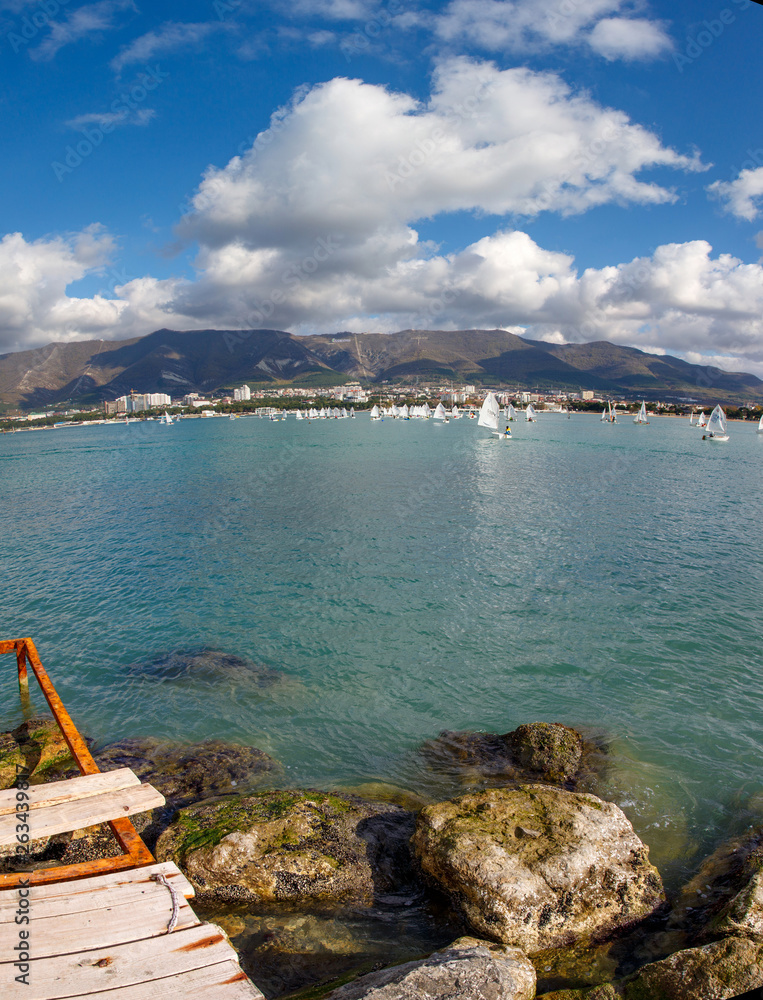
xmin=2 ymin=412 xmax=763 ymax=888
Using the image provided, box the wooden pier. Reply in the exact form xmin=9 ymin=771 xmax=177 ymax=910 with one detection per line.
xmin=0 ymin=638 xmax=264 ymax=999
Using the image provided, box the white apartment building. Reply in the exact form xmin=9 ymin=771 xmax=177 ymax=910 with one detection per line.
xmin=234 ymin=385 xmax=251 ymax=401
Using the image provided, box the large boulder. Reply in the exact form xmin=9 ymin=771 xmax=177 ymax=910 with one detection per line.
xmin=324 ymin=936 xmax=536 ymax=1000
xmin=418 ymin=722 xmax=605 ymax=790
xmin=156 ymin=790 xmax=417 ymax=907
xmin=412 ymin=785 xmax=665 ymax=954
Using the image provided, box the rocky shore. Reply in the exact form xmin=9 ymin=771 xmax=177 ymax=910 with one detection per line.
xmin=2 ymin=716 xmax=763 ymax=999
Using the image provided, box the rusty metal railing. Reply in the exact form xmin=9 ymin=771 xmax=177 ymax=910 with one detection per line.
xmin=0 ymin=637 xmax=155 ymax=888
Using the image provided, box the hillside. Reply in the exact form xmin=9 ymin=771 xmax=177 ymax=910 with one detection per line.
xmin=0 ymin=328 xmax=760 ymax=410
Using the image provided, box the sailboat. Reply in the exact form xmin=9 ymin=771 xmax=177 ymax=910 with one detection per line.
xmin=757 ymin=413 xmax=763 ymax=434
xmin=160 ymin=411 xmax=174 ymax=425
xmin=478 ymin=392 xmax=510 ymax=438
xmin=506 ymin=403 xmax=517 ymax=422
xmin=370 ymin=404 xmax=382 ymax=421
xmin=433 ymin=402 xmax=447 ymax=421
xmin=451 ymin=404 xmax=461 ymax=419
xmin=704 ymin=404 xmax=729 ymax=441
xmin=600 ymin=407 xmax=608 ymax=422
xmin=296 ymin=410 xmax=304 ymax=420
xmin=608 ymin=401 xmax=617 ymax=424
xmin=633 ymin=401 xmax=649 ymax=425
xmin=689 ymin=411 xmax=696 ymax=426
xmin=525 ymin=403 xmax=537 ymax=422
xmin=696 ymin=411 xmax=707 ymax=429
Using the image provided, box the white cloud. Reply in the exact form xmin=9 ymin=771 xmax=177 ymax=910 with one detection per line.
xmin=707 ymin=167 xmax=763 ymax=222
xmin=30 ymin=0 xmax=136 ymax=61
xmin=587 ymin=17 xmax=672 ymax=60
xmin=65 ymin=108 xmax=156 ymax=130
xmin=4 ymin=62 xmax=763 ymax=380
xmin=176 ymin=56 xmax=702 ymax=262
xmin=435 ymin=0 xmax=671 ymax=60
xmin=110 ymin=21 xmax=225 ymax=73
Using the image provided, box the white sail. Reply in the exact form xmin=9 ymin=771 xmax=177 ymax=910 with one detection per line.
xmin=634 ymin=401 xmax=648 ymax=424
xmin=309 ymin=408 xmax=319 ymax=419
xmin=391 ymin=405 xmax=400 ymax=417
xmin=689 ymin=411 xmax=696 ymax=425
xmin=706 ymin=404 xmax=728 ymax=439
xmin=350 ymin=407 xmax=355 ymax=417
xmin=400 ymin=404 xmax=410 ymax=418
xmin=507 ymin=403 xmax=517 ymax=421
xmin=433 ymin=402 xmax=447 ymax=420
xmin=451 ymin=404 xmax=460 ymax=417
xmin=526 ymin=403 xmax=537 ymax=422
xmin=697 ymin=411 xmax=707 ymax=428
xmin=296 ymin=410 xmax=304 ymax=420
xmin=478 ymin=392 xmax=500 ymax=430
xmin=600 ymin=408 xmax=607 ymax=421
xmin=370 ymin=404 xmax=380 ymax=418
xmin=758 ymin=413 xmax=763 ymax=434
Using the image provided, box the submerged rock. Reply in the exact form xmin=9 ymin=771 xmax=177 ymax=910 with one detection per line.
xmin=418 ymin=722 xmax=605 ymax=791
xmin=541 ymin=937 xmax=763 ymax=999
xmin=130 ymin=647 xmax=281 ymax=687
xmin=412 ymin=784 xmax=665 ymax=955
xmin=323 ymin=936 xmax=536 ymax=1000
xmin=156 ymin=789 xmax=418 ymax=907
xmin=669 ymin=827 xmax=763 ymax=943
xmin=92 ymin=737 xmax=280 ymax=807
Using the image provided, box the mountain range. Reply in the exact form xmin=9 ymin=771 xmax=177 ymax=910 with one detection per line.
xmin=1 ymin=328 xmax=760 ymax=411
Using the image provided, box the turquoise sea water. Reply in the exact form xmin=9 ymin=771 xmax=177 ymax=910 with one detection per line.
xmin=2 ymin=412 xmax=763 ymax=884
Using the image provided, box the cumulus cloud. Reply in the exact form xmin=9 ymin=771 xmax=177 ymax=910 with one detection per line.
xmin=4 ymin=61 xmax=763 ymax=379
xmin=707 ymin=167 xmax=763 ymax=222
xmin=29 ymin=0 xmax=136 ymax=61
xmin=435 ymin=0 xmax=671 ymax=60
xmin=587 ymin=17 xmax=672 ymax=60
xmin=177 ymin=56 xmax=703 ymax=261
xmin=110 ymin=21 xmax=225 ymax=73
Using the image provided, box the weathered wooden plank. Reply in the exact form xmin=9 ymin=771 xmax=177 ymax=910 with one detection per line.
xmin=0 ymin=889 xmax=200 ymax=962
xmin=0 ymin=863 xmax=194 ymax=917
xmin=0 ymin=769 xmax=141 ymax=817
xmin=64 ymin=960 xmax=266 ymax=999
xmin=0 ymin=922 xmax=249 ymax=1000
xmin=0 ymin=784 xmax=165 ymax=846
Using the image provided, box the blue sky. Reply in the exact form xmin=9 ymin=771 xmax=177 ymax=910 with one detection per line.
xmin=1 ymin=0 xmax=763 ymax=375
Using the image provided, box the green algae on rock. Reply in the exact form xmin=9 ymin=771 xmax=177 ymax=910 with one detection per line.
xmin=412 ymin=784 xmax=665 ymax=955
xmin=157 ymin=789 xmax=418 ymax=907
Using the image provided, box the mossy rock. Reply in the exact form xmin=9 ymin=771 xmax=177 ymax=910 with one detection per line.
xmin=91 ymin=737 xmax=281 ymax=807
xmin=413 ymin=784 xmax=665 ymax=955
xmin=11 ymin=718 xmax=75 ymax=780
xmin=618 ymin=936 xmax=763 ymax=999
xmin=418 ymin=722 xmax=606 ymax=791
xmin=0 ymin=732 xmax=25 ymax=789
xmin=156 ymin=789 xmax=418 ymax=907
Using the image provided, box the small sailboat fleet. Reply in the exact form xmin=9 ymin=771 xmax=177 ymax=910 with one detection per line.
xmin=160 ymin=411 xmax=174 ymax=425
xmin=633 ymin=401 xmax=649 ymax=425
